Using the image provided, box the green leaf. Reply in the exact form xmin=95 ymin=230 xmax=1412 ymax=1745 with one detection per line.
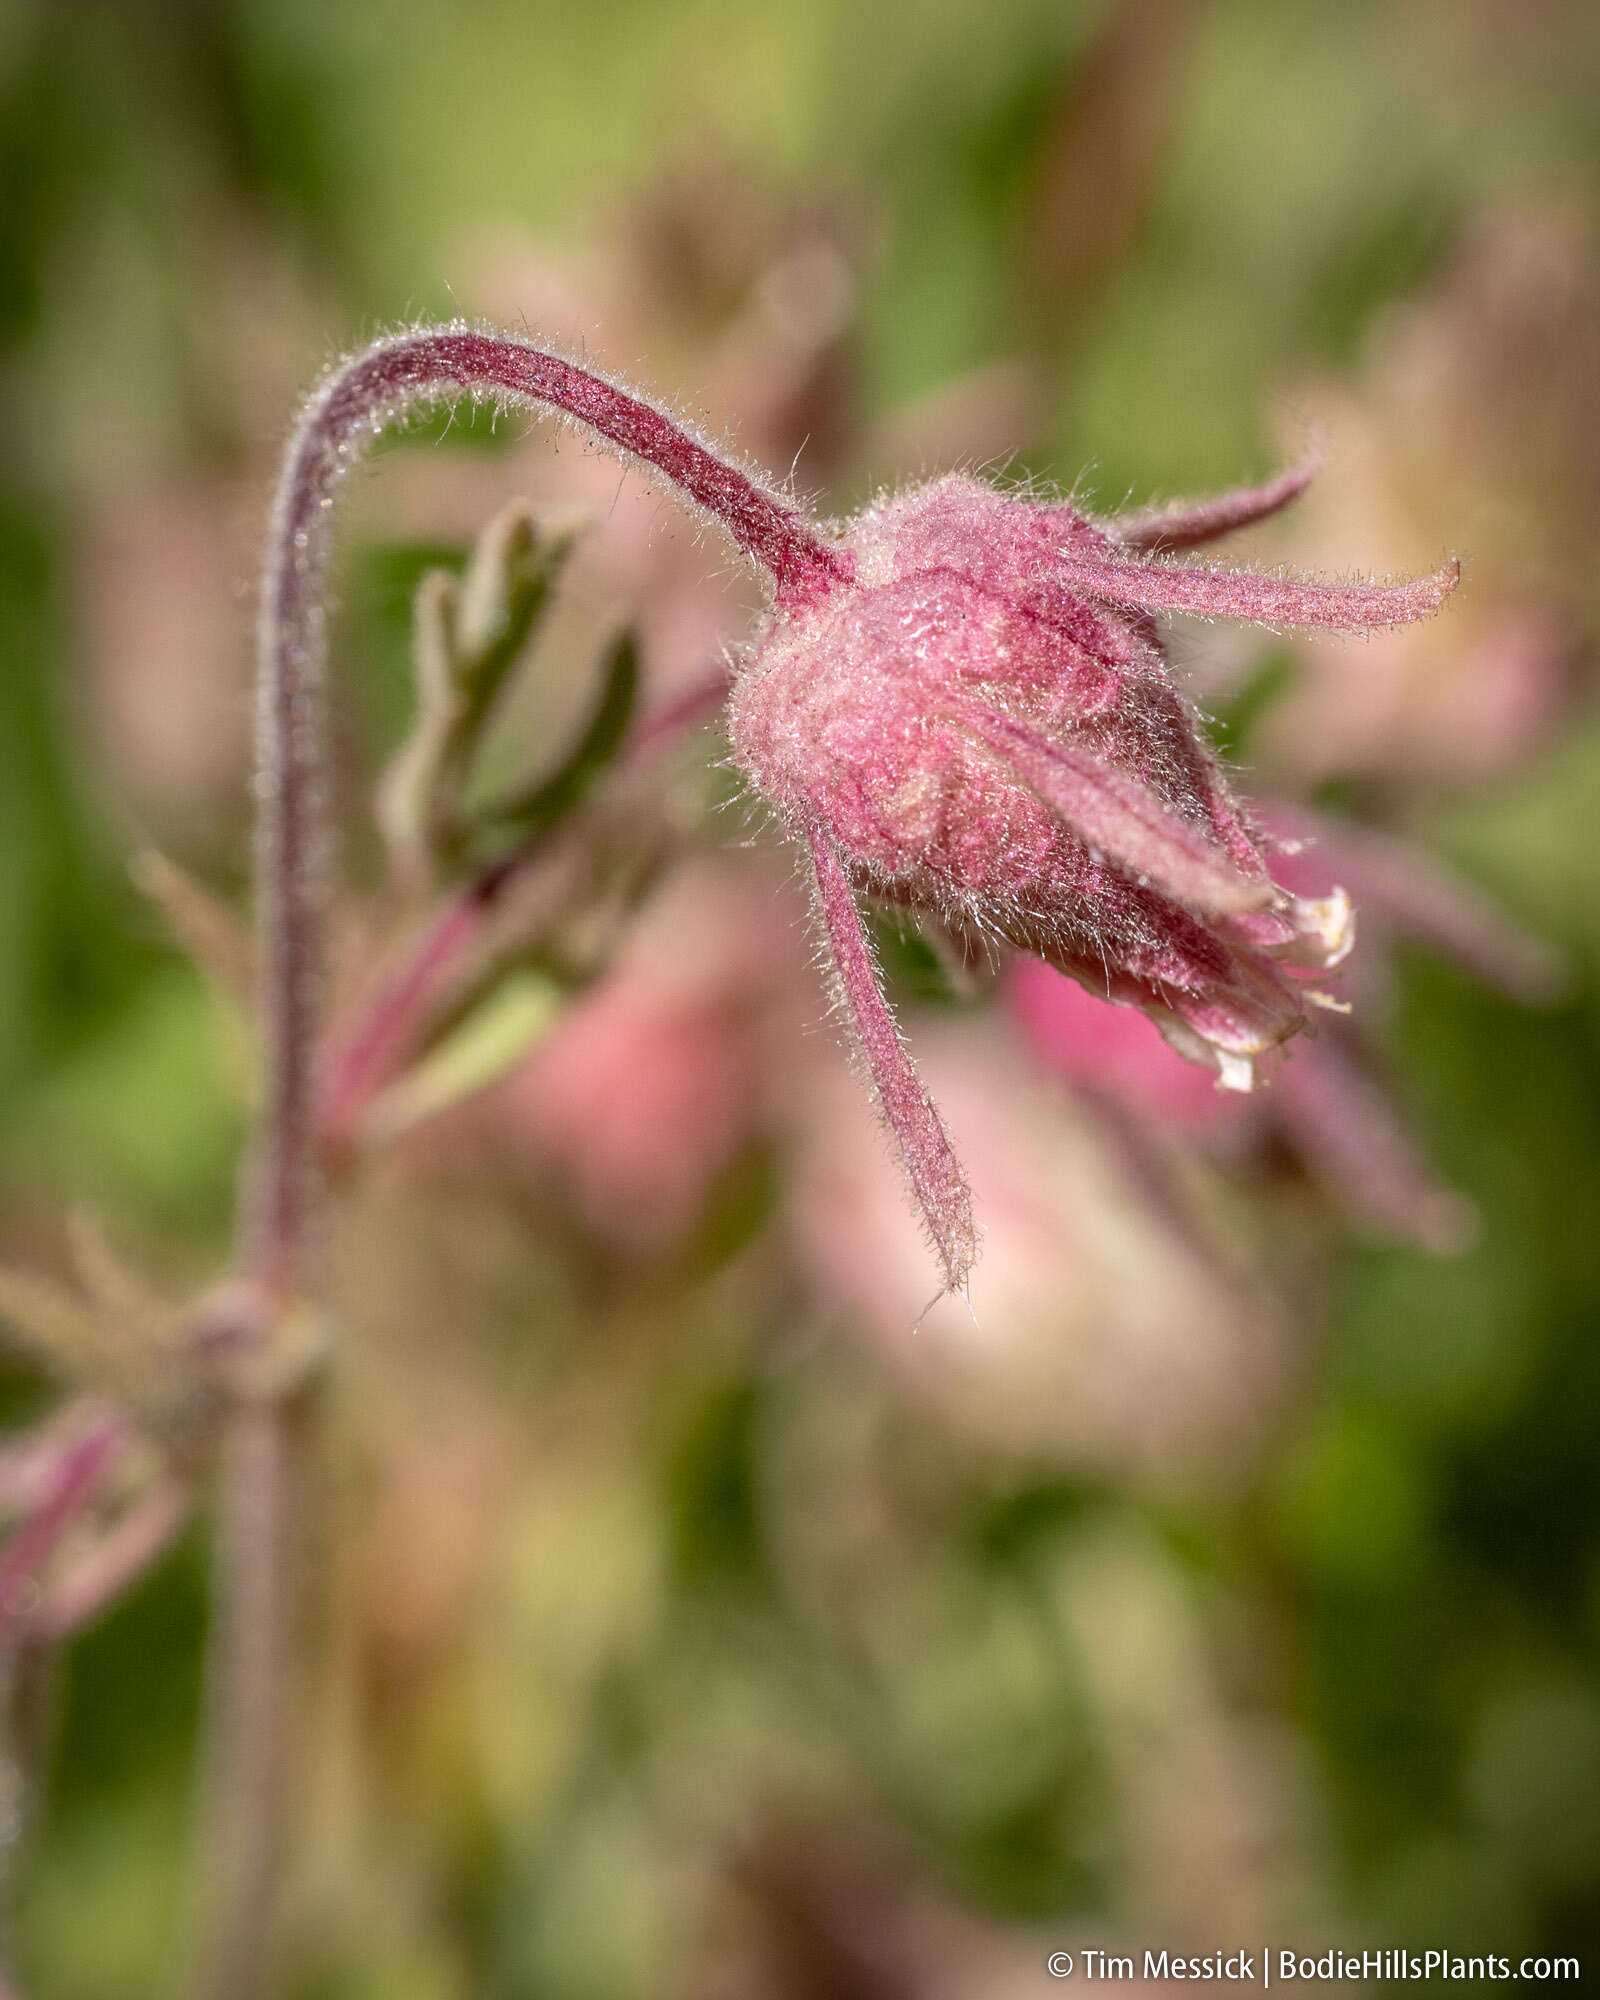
xmin=362 ymin=971 xmax=565 ymax=1142
xmin=377 ymin=502 xmax=585 ymax=879
xmin=476 ymin=627 xmax=640 ymax=849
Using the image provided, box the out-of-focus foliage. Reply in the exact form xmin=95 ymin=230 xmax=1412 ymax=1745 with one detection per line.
xmin=1 ymin=0 xmax=1598 ymax=1993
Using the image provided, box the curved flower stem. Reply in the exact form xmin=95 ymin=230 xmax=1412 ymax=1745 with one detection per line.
xmin=246 ymin=325 xmax=844 ymax=1295
xmin=202 ymin=326 xmax=839 ymax=1998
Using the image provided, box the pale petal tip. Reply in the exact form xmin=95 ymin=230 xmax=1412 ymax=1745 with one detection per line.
xmin=1152 ymin=1010 xmax=1262 ymax=1093
xmin=1213 ymin=1048 xmax=1256 ymax=1094
xmin=1294 ymin=887 xmax=1357 ymax=969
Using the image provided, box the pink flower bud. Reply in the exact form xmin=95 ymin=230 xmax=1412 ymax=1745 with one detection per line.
xmin=730 ymin=469 xmax=1455 ymax=1289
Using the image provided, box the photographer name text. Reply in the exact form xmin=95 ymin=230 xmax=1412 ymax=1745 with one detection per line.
xmin=1044 ymin=1947 xmax=1580 ymax=1984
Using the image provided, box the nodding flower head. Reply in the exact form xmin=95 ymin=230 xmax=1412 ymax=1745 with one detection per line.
xmin=258 ymin=328 xmax=1457 ymax=1303
xmin=730 ymin=460 xmax=1458 ymax=1294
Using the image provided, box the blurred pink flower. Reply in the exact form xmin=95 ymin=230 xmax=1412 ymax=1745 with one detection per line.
xmin=1006 ymin=956 xmax=1236 ymax=1135
xmin=493 ymin=854 xmax=809 ymax=1257
xmin=1259 ymin=200 xmax=1598 ymax=783
xmin=79 ymin=488 xmax=256 ymax=846
xmin=783 ymin=1022 xmax=1290 ymax=1485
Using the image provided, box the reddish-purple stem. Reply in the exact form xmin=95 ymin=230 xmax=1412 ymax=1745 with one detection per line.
xmin=249 ymin=326 xmax=843 ymax=1297
xmin=38 ymin=1479 xmax=189 ymax=1642
xmin=218 ymin=325 xmax=844 ymax=2000
xmin=0 ymin=1421 xmax=120 ymax=1639
xmin=317 ymin=898 xmax=484 ymax=1152
xmin=212 ymin=333 xmax=841 ymax=1990
xmin=806 ymin=824 xmax=975 ymax=1295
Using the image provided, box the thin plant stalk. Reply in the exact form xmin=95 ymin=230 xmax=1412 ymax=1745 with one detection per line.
xmin=196 ymin=326 xmax=828 ymax=1999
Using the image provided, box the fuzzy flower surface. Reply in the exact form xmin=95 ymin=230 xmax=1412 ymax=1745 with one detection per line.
xmin=246 ymin=326 xmax=1458 ymax=1302
xmin=729 ymin=459 xmax=1457 ymax=1291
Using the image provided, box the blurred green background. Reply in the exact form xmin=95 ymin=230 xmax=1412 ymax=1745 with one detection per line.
xmin=1 ymin=0 xmax=1599 ymax=1993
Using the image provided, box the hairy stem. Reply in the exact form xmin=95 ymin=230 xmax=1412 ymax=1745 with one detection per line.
xmin=206 ymin=325 xmax=835 ymax=1994
xmin=244 ymin=326 xmax=842 ymax=1291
